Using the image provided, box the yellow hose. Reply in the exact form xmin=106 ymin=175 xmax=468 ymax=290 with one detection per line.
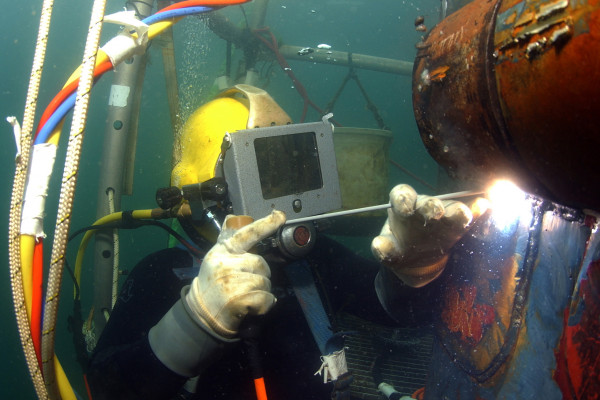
xmin=46 ymin=18 xmax=181 ymax=146
xmin=55 ymin=358 xmax=76 ymax=400
xmin=74 ymin=209 xmax=155 ymax=297
xmin=20 ymin=234 xmax=77 ymax=400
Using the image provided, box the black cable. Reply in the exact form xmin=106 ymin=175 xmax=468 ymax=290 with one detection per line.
xmin=65 ymin=257 xmax=91 ymax=373
xmin=239 ymin=5 xmax=250 ymax=29
xmin=226 ymin=40 xmax=232 ymax=77
xmin=134 ymin=219 xmax=208 ymax=258
xmin=68 ymin=214 xmax=206 ymax=258
xmin=325 ymin=52 xmax=389 ymax=130
xmin=352 ymin=75 xmax=389 ymax=130
xmin=64 ymin=258 xmax=81 ymax=301
xmin=69 ymin=221 xmax=127 ymax=240
xmin=64 ymin=212 xmax=208 ymax=372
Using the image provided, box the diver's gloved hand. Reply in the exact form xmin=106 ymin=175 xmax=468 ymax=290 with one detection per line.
xmin=149 ymin=211 xmax=285 ymax=378
xmin=185 ymin=211 xmax=286 ymax=338
xmin=371 ymin=184 xmax=488 ymax=287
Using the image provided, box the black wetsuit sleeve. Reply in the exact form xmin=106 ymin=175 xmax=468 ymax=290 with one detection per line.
xmin=87 ymin=247 xmax=193 ymax=399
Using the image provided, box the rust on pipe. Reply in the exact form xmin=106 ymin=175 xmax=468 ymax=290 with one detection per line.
xmin=412 ymin=0 xmax=600 ymax=210
xmin=493 ymin=0 xmax=600 ymax=210
xmin=412 ymin=0 xmax=521 ymax=194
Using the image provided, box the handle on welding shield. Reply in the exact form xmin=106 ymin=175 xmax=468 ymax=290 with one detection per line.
xmin=155 ymin=178 xmax=228 ymax=210
xmin=227 ymin=215 xmax=269 ymax=400
xmin=182 ymin=177 xmax=228 ymax=202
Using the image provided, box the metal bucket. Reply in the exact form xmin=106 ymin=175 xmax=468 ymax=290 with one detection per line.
xmin=330 ymin=127 xmax=393 ymax=234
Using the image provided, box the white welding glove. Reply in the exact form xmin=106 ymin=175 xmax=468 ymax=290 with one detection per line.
xmin=372 ymin=184 xmax=488 ymax=287
xmin=149 ymin=211 xmax=285 ymax=377
xmin=185 ymin=211 xmax=286 ymax=338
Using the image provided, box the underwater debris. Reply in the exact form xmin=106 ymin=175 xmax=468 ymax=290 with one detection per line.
xmin=429 ymin=65 xmax=450 ymax=82
xmin=415 ymin=41 xmax=431 ymax=50
xmin=525 ymin=41 xmax=544 ymax=59
xmin=537 ymin=0 xmax=568 ymax=21
xmin=297 ymin=47 xmax=314 ymax=56
xmin=317 ymin=43 xmax=332 ymax=50
xmin=549 ymin=25 xmax=571 ymax=45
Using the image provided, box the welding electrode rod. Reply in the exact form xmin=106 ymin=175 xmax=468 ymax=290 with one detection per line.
xmin=284 ymin=189 xmax=483 ymax=225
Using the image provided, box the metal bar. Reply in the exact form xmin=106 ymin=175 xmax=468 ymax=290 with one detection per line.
xmin=285 ymin=189 xmax=483 ymax=225
xmin=279 ymin=45 xmax=413 ymax=76
xmin=92 ymin=0 xmax=153 ymax=336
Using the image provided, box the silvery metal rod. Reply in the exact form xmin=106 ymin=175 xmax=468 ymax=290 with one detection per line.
xmin=285 ymin=189 xmax=483 ymax=225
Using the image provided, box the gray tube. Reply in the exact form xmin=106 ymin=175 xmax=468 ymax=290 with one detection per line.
xmin=92 ymin=1 xmax=153 ymax=335
xmin=279 ymin=45 xmax=413 ymax=76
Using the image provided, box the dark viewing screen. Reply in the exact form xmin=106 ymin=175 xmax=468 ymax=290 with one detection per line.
xmin=254 ymin=132 xmax=323 ymax=200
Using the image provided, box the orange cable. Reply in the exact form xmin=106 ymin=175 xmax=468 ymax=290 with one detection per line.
xmin=253 ymin=377 xmax=268 ymax=400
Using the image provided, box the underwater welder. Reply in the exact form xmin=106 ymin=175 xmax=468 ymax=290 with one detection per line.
xmin=86 ymin=85 xmax=395 ymax=400
xmin=370 ymin=0 xmax=600 ymax=398
xmin=86 ymin=83 xmax=600 ymax=400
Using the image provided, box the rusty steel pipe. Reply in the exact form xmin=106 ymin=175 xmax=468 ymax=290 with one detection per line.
xmin=413 ymin=0 xmax=600 ymax=210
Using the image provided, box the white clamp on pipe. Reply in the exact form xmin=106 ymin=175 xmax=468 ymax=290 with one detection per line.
xmin=21 ymin=143 xmax=58 ymax=239
xmin=101 ymin=10 xmax=150 ymax=67
xmin=6 ymin=116 xmax=58 ymax=240
xmin=6 ymin=116 xmax=22 ymax=162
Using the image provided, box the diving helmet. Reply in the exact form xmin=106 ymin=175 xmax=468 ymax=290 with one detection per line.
xmin=168 ymin=84 xmax=292 ymax=244
xmin=171 ymin=84 xmax=292 ymax=188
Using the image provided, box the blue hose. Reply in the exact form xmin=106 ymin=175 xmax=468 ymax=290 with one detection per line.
xmin=35 ymin=92 xmax=76 ymax=145
xmin=142 ymin=6 xmax=212 ymax=25
xmin=35 ymin=6 xmax=214 ymax=144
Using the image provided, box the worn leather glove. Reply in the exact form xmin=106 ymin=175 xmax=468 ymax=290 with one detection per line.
xmin=149 ymin=211 xmax=286 ymax=378
xmin=185 ymin=211 xmax=286 ymax=338
xmin=371 ymin=184 xmax=487 ymax=287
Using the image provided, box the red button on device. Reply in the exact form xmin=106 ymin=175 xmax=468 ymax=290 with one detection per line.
xmin=293 ymin=226 xmax=311 ymax=246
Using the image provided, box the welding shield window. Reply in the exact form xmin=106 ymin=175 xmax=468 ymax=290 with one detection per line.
xmin=254 ymin=132 xmax=323 ymax=200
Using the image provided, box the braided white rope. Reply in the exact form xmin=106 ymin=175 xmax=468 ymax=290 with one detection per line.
xmin=7 ymin=0 xmax=56 ymax=398
xmin=41 ymin=0 xmax=108 ymax=397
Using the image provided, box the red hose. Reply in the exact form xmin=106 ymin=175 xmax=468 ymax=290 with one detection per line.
xmin=35 ymin=1 xmax=251 ymax=138
xmin=35 ymin=60 xmax=113 ymax=138
xmin=157 ymin=0 xmax=250 ymax=13
xmin=31 ymin=239 xmax=44 ymax=368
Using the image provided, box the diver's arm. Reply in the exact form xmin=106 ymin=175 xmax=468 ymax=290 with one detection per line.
xmin=88 ymin=212 xmax=285 ymax=399
xmin=86 ymin=286 xmax=239 ymax=400
xmin=149 ymin=212 xmax=285 ymax=380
